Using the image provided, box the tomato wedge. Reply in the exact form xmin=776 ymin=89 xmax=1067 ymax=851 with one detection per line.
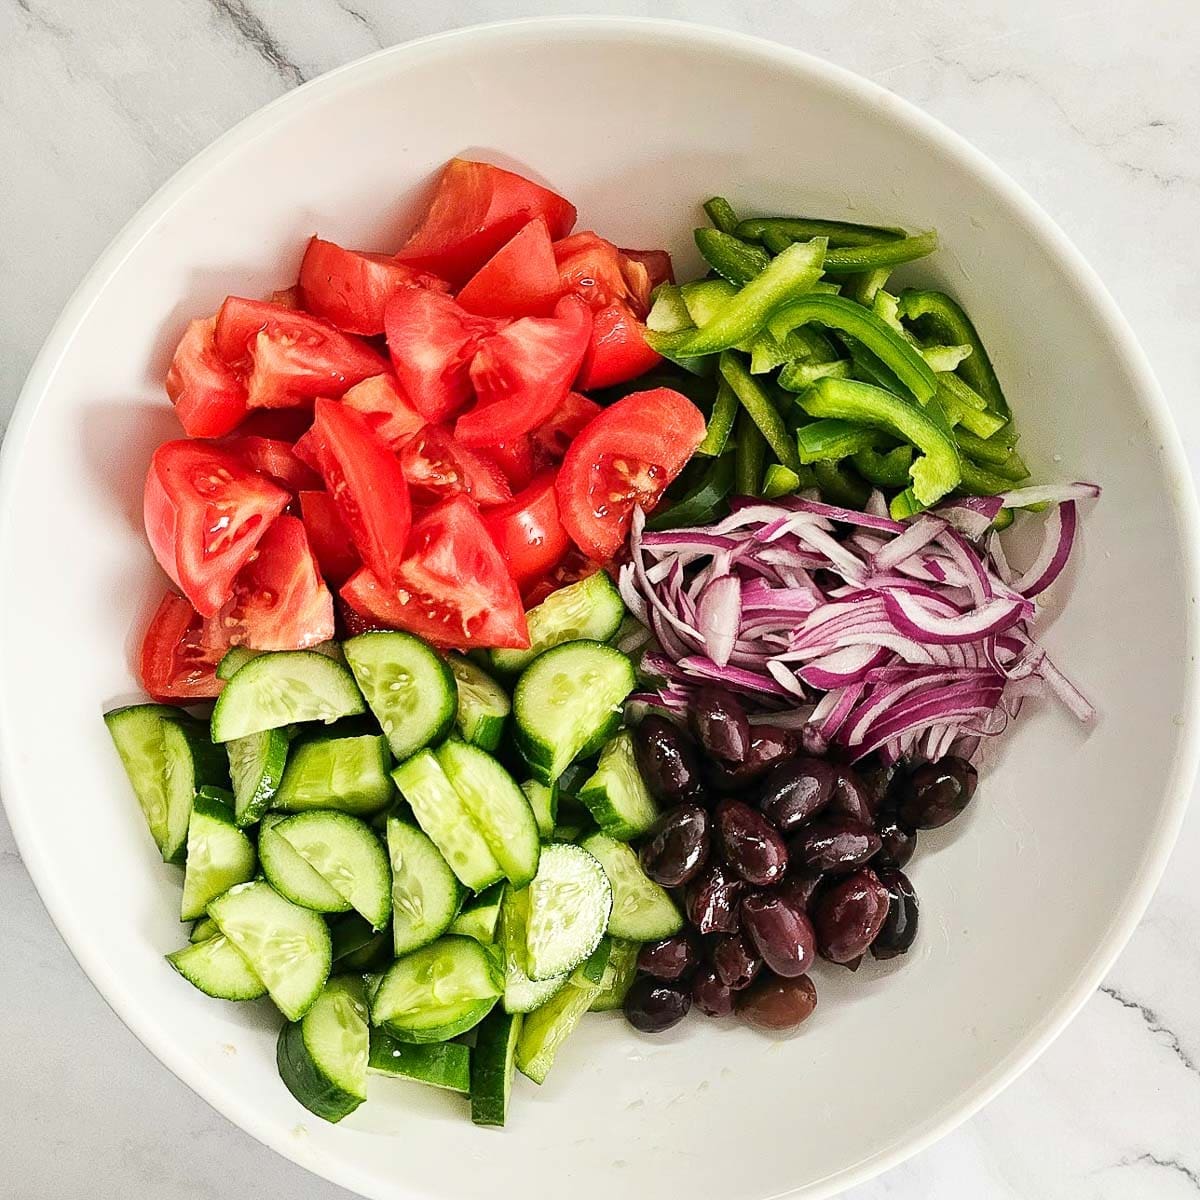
xmin=237 ymin=408 xmax=313 ymax=441
xmin=298 ymin=236 xmax=449 ymax=335
xmin=456 ymin=295 xmax=592 ymax=446
xmin=340 ymin=496 xmax=528 ymax=650
xmin=214 ymin=297 xmax=385 ymax=409
xmin=396 ymin=159 xmax=577 ymax=285
xmin=165 ymin=317 xmax=248 ymax=437
xmin=139 ymin=591 xmax=227 ymax=701
xmin=384 ymin=289 xmax=500 ymax=423
xmin=224 ymin=436 xmax=322 ymax=493
xmin=340 ymin=373 xmax=425 ymax=450
xmin=555 ymin=388 xmax=707 ymax=561
xmin=307 ymin=398 xmax=412 ymax=586
xmin=553 ymin=232 xmax=651 ymax=317
xmin=575 ymin=300 xmax=662 ymax=390
xmin=299 ymin=490 xmax=360 ymax=587
xmin=144 ymin=440 xmax=290 ymax=617
xmin=531 ymin=391 xmax=602 ymax=469
xmin=483 ymin=472 xmax=570 ymax=587
xmin=620 ymin=248 xmax=674 ymax=291
xmin=399 ymin=427 xmax=512 ymax=508
xmin=484 ymin=436 xmax=535 ymax=492
xmin=456 ymin=217 xmax=561 ymax=319
xmin=521 ymin=547 xmax=603 ymax=608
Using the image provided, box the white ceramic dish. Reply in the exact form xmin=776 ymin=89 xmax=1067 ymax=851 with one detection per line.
xmin=1 ymin=17 xmax=1197 ymax=1200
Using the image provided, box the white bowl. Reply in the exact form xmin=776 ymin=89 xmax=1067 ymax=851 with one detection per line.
xmin=1 ymin=17 xmax=1197 ymax=1200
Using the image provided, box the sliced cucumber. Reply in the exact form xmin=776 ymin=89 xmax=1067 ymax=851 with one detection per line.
xmin=499 ymin=885 xmax=567 ymax=1014
xmin=260 ymin=812 xmax=350 ymax=912
xmin=448 ymin=882 xmax=505 ymax=944
xmin=167 ymin=933 xmax=265 ymax=1001
xmin=392 ymin=751 xmax=503 ymax=891
xmin=226 ymin=727 xmax=289 ymax=827
xmin=210 ymin=651 xmax=365 ymax=743
xmin=580 ymin=833 xmax=683 ymax=941
xmin=436 ymin=741 xmax=540 ymax=888
xmin=344 ymin=632 xmax=456 ymax=762
xmin=341 ymin=930 xmax=392 ymax=973
xmin=515 ymin=965 xmax=603 ymax=1085
xmin=471 ymin=1008 xmax=522 ymax=1127
xmin=277 ymin=975 xmax=368 ymax=1123
xmin=329 ymin=912 xmax=382 ymax=962
xmin=525 ymin=843 xmax=612 ymax=981
xmin=521 ymin=780 xmax=557 ymax=840
xmin=589 ymin=937 xmax=641 ymax=1012
xmin=368 ymin=1031 xmax=471 ymax=1093
xmin=208 ymin=881 xmax=332 ymax=1021
xmin=189 ymin=915 xmax=220 ymax=943
xmin=387 ymin=817 xmax=463 ymax=956
xmin=577 ymin=730 xmax=659 ymax=840
xmin=370 ymin=936 xmax=502 ymax=1044
xmin=513 ymin=642 xmax=636 ymax=785
xmin=274 ymin=734 xmax=394 ymax=816
xmin=490 ymin=572 xmax=626 ymax=676
xmin=180 ymin=788 xmax=257 ymax=921
xmin=448 ymin=654 xmax=510 ymax=752
xmin=579 ymin=936 xmax=613 ymax=985
xmin=277 ymin=811 xmax=392 ymax=930
xmin=218 ymin=640 xmax=343 ymax=681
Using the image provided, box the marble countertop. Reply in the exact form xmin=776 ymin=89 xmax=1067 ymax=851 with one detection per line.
xmin=3 ymin=2 xmax=1199 ymax=1197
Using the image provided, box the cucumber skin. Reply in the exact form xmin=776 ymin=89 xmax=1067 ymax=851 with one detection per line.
xmin=166 ymin=935 xmax=266 ymax=1001
xmin=228 ymin=728 xmax=289 ymax=828
xmin=368 ymin=1033 xmax=471 ymax=1093
xmin=379 ymin=998 xmax=500 ymax=1045
xmin=577 ymin=730 xmax=659 ymax=841
xmin=589 ymin=938 xmax=641 ymax=1011
xmin=471 ymin=1009 xmax=523 ymax=1127
xmin=277 ymin=1020 xmax=364 ymax=1124
xmin=515 ymin=975 xmax=600 ymax=1085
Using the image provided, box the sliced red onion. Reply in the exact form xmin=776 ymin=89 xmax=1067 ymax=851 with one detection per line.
xmin=797 ymin=645 xmax=891 ymax=689
xmin=676 ymin=655 xmax=792 ymax=697
xmin=1011 ymin=500 xmax=1078 ymax=598
xmin=933 ymin=495 xmax=1003 ymax=538
xmin=883 ymin=590 xmax=1027 ymax=645
xmin=872 ymin=516 xmax=945 ymax=572
xmin=999 ymin=482 xmax=1100 ymax=508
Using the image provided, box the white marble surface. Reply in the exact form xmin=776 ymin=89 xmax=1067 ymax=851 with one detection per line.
xmin=2 ymin=2 xmax=1199 ymax=1197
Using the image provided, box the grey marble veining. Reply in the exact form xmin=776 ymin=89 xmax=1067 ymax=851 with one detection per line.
xmin=2 ymin=2 xmax=1200 ymax=1197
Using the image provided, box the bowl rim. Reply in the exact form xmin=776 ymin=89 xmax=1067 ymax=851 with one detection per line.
xmin=2 ymin=16 xmax=1198 ymax=1200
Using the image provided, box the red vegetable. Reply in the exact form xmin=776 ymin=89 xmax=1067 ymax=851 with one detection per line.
xmin=531 ymin=391 xmax=602 ymax=468
xmin=456 ymin=217 xmax=561 ymax=319
xmin=299 ymin=490 xmax=360 ymax=586
xmin=339 ymin=373 xmax=425 ymax=450
xmin=399 ymin=426 xmax=512 ymax=508
xmin=483 ymin=471 xmax=571 ymax=587
xmin=165 ymin=316 xmax=248 ymax=437
xmin=553 ymin=232 xmax=651 ymax=316
xmin=575 ymin=299 xmax=661 ymax=390
xmin=223 ymin=435 xmax=322 ymax=493
xmin=139 ymin=591 xmax=227 ymax=701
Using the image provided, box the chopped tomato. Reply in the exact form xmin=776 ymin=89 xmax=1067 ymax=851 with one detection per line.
xmin=224 ymin=436 xmax=322 ymax=493
xmin=336 ymin=593 xmax=387 ymax=638
xmin=456 ymin=295 xmax=592 ymax=446
xmin=521 ymin=547 xmax=603 ymax=608
xmin=144 ymin=440 xmax=290 ymax=617
xmin=399 ymin=427 xmax=512 ymax=508
xmin=575 ymin=300 xmax=662 ymax=390
xmin=396 ymin=158 xmax=576 ymax=285
xmin=620 ymin=248 xmax=674 ymax=291
xmin=483 ymin=472 xmax=570 ymax=587
xmin=456 ymin=217 xmax=561 ymax=319
xmin=307 ymin=398 xmax=412 ymax=587
xmin=340 ymin=496 xmax=528 ymax=650
xmin=553 ymin=232 xmax=651 ymax=317
xmin=266 ymin=286 xmax=303 ymax=310
xmin=298 ymin=236 xmax=449 ymax=336
xmin=299 ymin=490 xmax=360 ymax=586
xmin=292 ymin=426 xmax=320 ymax=471
xmin=237 ymin=407 xmax=313 ymax=441
xmin=214 ymin=297 xmax=385 ymax=409
xmin=213 ymin=515 xmax=335 ymax=651
xmin=165 ymin=317 xmax=248 ymax=438
xmin=139 ymin=591 xmax=227 ymax=701
xmin=531 ymin=391 xmax=602 ymax=468
xmin=340 ymin=373 xmax=425 ymax=450
xmin=484 ymin=436 xmax=534 ymax=491
xmin=555 ymin=388 xmax=707 ymax=561
xmin=384 ymin=289 xmax=500 ymax=423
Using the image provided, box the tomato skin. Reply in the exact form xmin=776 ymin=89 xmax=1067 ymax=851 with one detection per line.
xmin=619 ymin=248 xmax=674 ymax=290
xmin=553 ymin=233 xmax=652 ymax=318
xmin=299 ymin=490 xmax=360 ymax=586
xmin=531 ymin=390 xmax=602 ymax=469
xmin=456 ymin=295 xmax=592 ymax=446
xmin=484 ymin=436 xmax=535 ymax=491
xmin=399 ymin=426 xmax=512 ymax=508
xmin=165 ymin=317 xmax=249 ymax=437
xmin=144 ymin=440 xmax=290 ymax=617
xmin=223 ymin=436 xmax=322 ymax=493
xmin=139 ymin=591 xmax=226 ymax=701
xmin=575 ymin=300 xmax=662 ymax=390
xmin=483 ymin=472 xmax=570 ymax=587
xmin=308 ymin=398 xmax=412 ymax=587
xmin=298 ymin=237 xmax=449 ymax=336
xmin=396 ymin=159 xmax=577 ymax=285
xmin=384 ymin=289 xmax=500 ymax=423
xmin=340 ymin=373 xmax=425 ymax=450
xmin=555 ymin=387 xmax=707 ymax=561
xmin=456 ymin=217 xmax=561 ymax=319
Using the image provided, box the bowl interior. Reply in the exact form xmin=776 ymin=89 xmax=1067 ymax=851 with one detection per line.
xmin=1 ymin=21 xmax=1195 ymax=1200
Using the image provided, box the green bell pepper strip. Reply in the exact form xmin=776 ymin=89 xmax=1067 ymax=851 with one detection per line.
xmin=820 ymin=231 xmax=940 ymax=275
xmin=778 ymin=358 xmax=852 ymax=392
xmin=694 ymin=228 xmax=770 ymax=286
xmin=787 ymin=325 xmax=841 ymax=363
xmin=958 ymin=457 xmax=1025 ymax=496
xmin=890 ymin=488 xmax=925 ymax=520
xmin=813 ymin=460 xmax=872 ymax=508
xmin=960 ymin=442 xmax=1030 ymax=482
xmin=992 ymin=506 xmax=1015 ymax=531
xmin=735 ymin=216 xmax=905 ymax=248
xmin=933 ymin=370 xmax=986 ymax=411
xmin=645 ymin=454 xmax=735 ymax=530
xmin=681 ymin=278 xmax=738 ymax=327
xmin=760 ymin=227 xmax=794 ymax=256
xmin=796 ymin=377 xmax=962 ymax=506
xmin=843 ymin=267 xmax=892 ymax=306
xmin=646 ymin=239 xmax=827 ymax=359
xmin=734 ymin=408 xmax=768 ymax=496
xmin=853 ymin=445 xmax=914 ymax=489
xmin=761 ymin=463 xmax=810 ymax=499
xmin=695 ymin=377 xmax=739 ymax=457
xmin=936 ymin=377 xmax=1006 ymax=439
xmin=767 ymin=295 xmax=937 ymax=404
xmin=952 ymin=423 xmax=1018 ymax=467
xmin=703 ymin=196 xmax=740 ymax=235
xmin=794 ymin=419 xmax=881 ymax=464
xmin=898 ymin=289 xmax=1009 ymax=418
xmin=720 ymin=352 xmax=802 ymax=474
xmin=922 ymin=344 xmax=973 ymax=373
xmin=646 ymin=285 xmax=692 ymax=333
xmin=749 ymin=331 xmax=792 ymax=375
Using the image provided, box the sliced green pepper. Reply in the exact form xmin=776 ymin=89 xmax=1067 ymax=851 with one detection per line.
xmin=936 ymin=377 xmax=1006 ymax=439
xmin=760 ymin=227 xmax=794 ymax=256
xmin=795 ymin=419 xmax=881 ymax=464
xmin=797 ymin=377 xmax=961 ymax=506
xmin=694 ymin=228 xmax=770 ymax=286
xmin=787 ymin=325 xmax=841 ymax=363
xmin=695 ymin=378 xmax=738 ymax=457
xmin=646 ymin=454 xmax=735 ymax=530
xmin=813 ymin=460 xmax=872 ymax=508
xmin=852 ymin=445 xmax=914 ymax=489
xmin=890 ymin=488 xmax=925 ymax=519
xmin=992 ymin=506 xmax=1015 ymax=531
xmin=748 ymin=330 xmax=792 ymax=375
xmin=778 ymin=358 xmax=852 ymax=392
xmin=843 ymin=267 xmax=892 ymax=305
xmin=952 ymin=423 xmax=1018 ymax=466
xmin=703 ymin=196 xmax=740 ymax=235
xmin=735 ymin=216 xmax=905 ymax=248
xmin=958 ymin=457 xmax=1023 ymax=496
xmin=646 ymin=285 xmax=692 ymax=333
xmin=961 ymin=443 xmax=1029 ymax=482
xmin=734 ymin=408 xmax=768 ymax=496
xmin=680 ymin=278 xmax=738 ymax=327
xmin=761 ymin=463 xmax=810 ymax=499
xmin=768 ymin=295 xmax=937 ymax=404
xmin=720 ymin=352 xmax=802 ymax=474
xmin=821 ymin=231 xmax=940 ymax=275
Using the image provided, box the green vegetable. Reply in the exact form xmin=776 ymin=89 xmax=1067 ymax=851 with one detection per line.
xmin=843 ymin=267 xmax=892 ymax=305
xmin=960 ymin=456 xmax=1030 ymax=494
xmin=719 ymin=351 xmax=802 ymax=473
xmin=734 ymin=408 xmax=768 ymax=496
xmin=761 ymin=463 xmax=807 ymax=498
xmin=735 ymin=215 xmax=904 ymax=247
xmin=936 ymin=376 xmax=1007 ymax=439
xmin=954 ymin=424 xmax=1019 ymax=467
xmin=694 ymin=227 xmax=769 ymax=286
xmin=813 ymin=459 xmax=871 ymax=508
xmin=794 ymin=418 xmax=881 ymax=464
xmin=821 ymin=230 xmax=940 ymax=275
xmin=852 ymin=445 xmax=914 ymax=488
xmin=703 ymin=195 xmax=740 ymax=235
xmin=646 ymin=453 xmax=734 ymax=530
xmin=778 ymin=358 xmax=852 ymax=392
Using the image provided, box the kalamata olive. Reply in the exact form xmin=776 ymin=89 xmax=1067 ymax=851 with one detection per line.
xmin=874 ymin=813 xmax=917 ymax=869
xmin=623 ymin=977 xmax=692 ymax=1032
xmin=703 ymin=725 xmax=799 ymax=790
xmin=813 ymin=868 xmax=890 ymax=963
xmin=827 ymin=768 xmax=878 ymax=824
xmin=737 ymin=973 xmax=818 ymax=1032
xmin=689 ymin=688 xmax=751 ymax=763
xmin=792 ymin=818 xmax=882 ymax=874
xmin=758 ymin=757 xmax=836 ymax=833
xmin=633 ymin=715 xmax=703 ymax=803
xmin=774 ymin=868 xmax=825 ymax=912
xmin=871 ymin=868 xmax=919 ymax=960
xmin=799 ymin=724 xmax=829 ymax=757
xmin=640 ymin=803 xmax=709 ymax=887
xmin=740 ymin=892 xmax=817 ymax=978
xmin=692 ymin=966 xmax=735 ymax=1017
xmin=710 ymin=932 xmax=762 ymax=990
xmin=716 ymin=800 xmax=789 ymax=886
xmin=897 ymin=756 xmax=978 ymax=829
xmin=839 ymin=955 xmax=864 ymax=972
xmin=858 ymin=757 xmax=901 ymax=808
xmin=637 ymin=933 xmax=700 ymax=981
xmin=685 ymin=861 xmax=745 ymax=934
